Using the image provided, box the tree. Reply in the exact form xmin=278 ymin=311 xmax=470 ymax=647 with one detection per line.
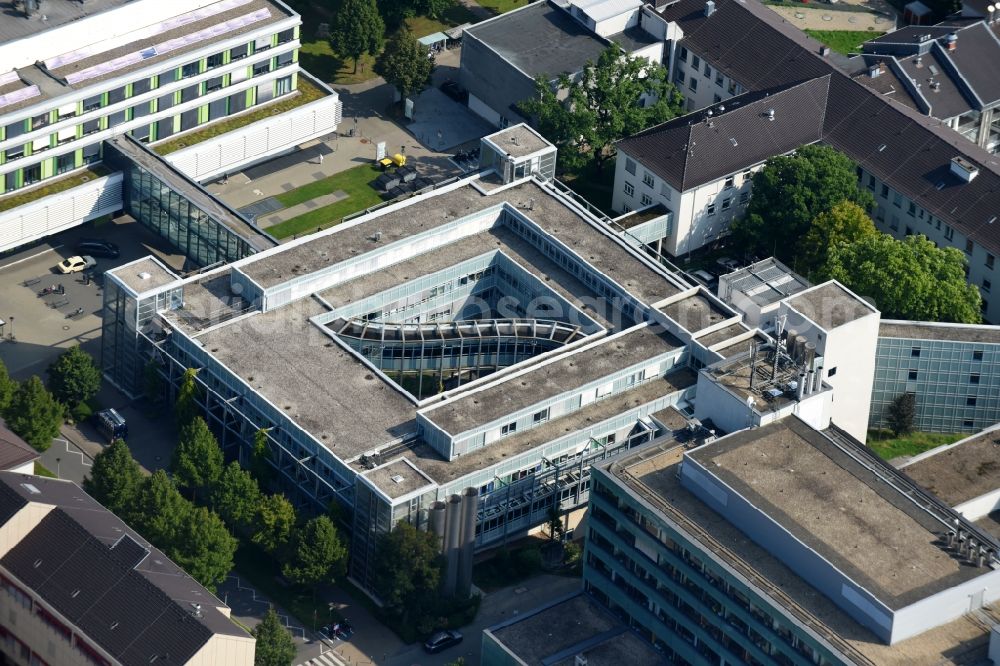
xmin=282 ymin=515 xmax=348 ymax=587
xmin=212 ymin=462 xmax=262 ymax=532
xmin=519 ymin=46 xmax=684 ymax=173
xmin=0 ymin=358 xmax=17 ymax=412
xmin=822 ymin=233 xmax=982 ymax=323
xmin=83 ymin=439 xmax=143 ymax=519
xmin=134 ymin=470 xmax=191 ymax=547
xmin=172 ymin=417 xmax=224 ymax=500
xmin=252 ymin=493 xmax=297 ymax=555
xmin=375 ymin=28 xmax=433 ymax=102
xmin=374 ymin=521 xmax=443 ymax=623
xmin=168 ymin=506 xmax=237 ymax=591
xmin=378 ymin=0 xmax=454 ymax=29
xmin=253 ymin=608 xmax=296 ymax=666
xmin=250 ymin=428 xmax=274 ymax=486
xmin=546 ymin=505 xmax=563 ymax=541
xmin=799 ymin=201 xmax=878 ymax=277
xmin=886 ymin=393 xmax=917 ymax=438
xmin=330 ymin=0 xmax=384 ymax=73
xmin=46 ymin=345 xmax=101 ymax=407
xmin=420 ymin=0 xmax=455 ymax=18
xmin=4 ymin=376 xmax=63 ymax=452
xmin=729 ymin=145 xmax=875 ymax=265
xmin=174 ymin=368 xmax=201 ymax=427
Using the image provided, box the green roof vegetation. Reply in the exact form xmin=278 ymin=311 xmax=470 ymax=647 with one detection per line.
xmin=0 ymin=164 xmax=112 ymax=214
xmin=867 ymin=429 xmax=965 ymax=461
xmin=152 ymin=77 xmax=329 ymax=156
xmin=267 ymin=164 xmax=385 ymax=239
xmin=804 ymin=29 xmax=884 ymax=56
xmin=476 ymin=0 xmax=530 ymax=14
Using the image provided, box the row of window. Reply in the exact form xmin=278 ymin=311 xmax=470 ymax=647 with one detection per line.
xmin=674 ymin=47 xmax=741 ymax=98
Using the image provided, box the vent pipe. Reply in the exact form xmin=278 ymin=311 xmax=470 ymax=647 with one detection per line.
xmin=456 ymin=488 xmax=478 ymax=597
xmin=704 ymin=0 xmax=716 ymax=16
xmin=805 ymin=370 xmax=815 ymax=396
xmin=796 ymin=372 xmax=806 ymax=400
xmin=442 ymin=495 xmax=463 ymax=597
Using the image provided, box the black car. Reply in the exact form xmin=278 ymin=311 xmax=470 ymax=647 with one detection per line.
xmin=440 ymin=80 xmax=467 ymax=104
xmin=423 ymin=629 xmax=463 ymax=654
xmin=76 ymin=238 xmax=120 ymax=259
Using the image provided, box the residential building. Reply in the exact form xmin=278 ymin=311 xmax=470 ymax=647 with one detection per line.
xmin=871 ymin=320 xmax=1000 ymax=433
xmin=481 ymin=591 xmax=667 ymax=665
xmin=0 ymin=0 xmax=341 ymax=253
xmin=611 ymin=0 xmax=1000 ymax=323
xmin=0 ymin=471 xmax=254 ymax=665
xmin=460 ymin=0 xmax=670 ymax=127
xmin=585 ymin=416 xmax=1000 ymax=665
xmin=0 ymin=422 xmax=36 ymax=475
xmin=857 ymin=23 xmax=1000 ymax=153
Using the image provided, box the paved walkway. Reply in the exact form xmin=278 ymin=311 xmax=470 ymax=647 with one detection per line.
xmin=770 ymin=0 xmax=896 ymax=31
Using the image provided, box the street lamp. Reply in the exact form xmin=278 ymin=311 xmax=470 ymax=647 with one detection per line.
xmin=8 ymin=316 xmax=13 ymax=342
xmin=55 ymin=457 xmax=61 ymax=478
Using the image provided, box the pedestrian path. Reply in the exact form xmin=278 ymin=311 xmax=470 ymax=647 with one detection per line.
xmin=296 ymin=649 xmax=348 ymax=666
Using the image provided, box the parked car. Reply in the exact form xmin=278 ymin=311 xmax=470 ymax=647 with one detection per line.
xmin=424 ymin=630 xmax=463 ymax=654
xmin=75 ymin=238 xmax=120 ymax=258
xmin=56 ymin=255 xmax=97 ymax=274
xmin=716 ymin=256 xmax=740 ymax=273
xmin=440 ymin=80 xmax=467 ymax=103
xmin=689 ymin=269 xmax=717 ymax=288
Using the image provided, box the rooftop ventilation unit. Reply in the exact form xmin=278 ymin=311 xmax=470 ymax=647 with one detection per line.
xmin=390 ymin=474 xmax=405 ymax=484
xmin=704 ymin=0 xmax=715 ymax=16
xmin=946 ymin=33 xmax=958 ymax=51
xmin=950 ymin=156 xmax=979 ymax=182
xmin=766 ymin=108 xmax=775 ymax=121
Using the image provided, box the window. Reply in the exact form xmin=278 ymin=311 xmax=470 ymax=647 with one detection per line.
xmin=945 ymin=225 xmax=954 ymax=241
xmin=890 ymin=215 xmax=898 ymax=231
xmin=967 ymin=397 xmax=977 ymax=407
xmin=205 ymin=76 xmax=224 ymax=93
xmin=692 ymin=54 xmax=701 ymax=69
xmin=678 ymin=46 xmax=688 ymax=62
xmin=624 ymin=181 xmax=634 ymax=197
xmin=82 ymin=143 xmax=100 ymax=164
xmin=208 ymin=97 xmax=228 ymax=120
xmin=640 ymin=193 xmax=652 ymax=206
xmin=180 ymin=108 xmax=199 ymax=131
xmin=158 ymin=92 xmax=175 ymax=111
xmin=642 ymin=172 xmax=654 ymax=187
xmin=966 ymin=239 xmax=974 ymax=254
xmin=964 ymin=419 xmax=975 ymax=428
xmin=82 ymin=118 xmax=100 ymax=135
xmin=181 ymin=84 xmax=200 ymax=103
xmin=182 ymin=61 xmax=200 ymax=79
xmin=132 ymin=78 xmax=151 ymax=96
xmin=625 ymin=158 xmax=636 ymax=175
xmin=107 ymin=110 xmax=126 ymax=128
xmin=5 ymin=145 xmax=24 ymax=161
xmin=206 ymin=52 xmax=224 ymax=69
xmin=253 ymin=60 xmax=271 ymax=77
xmin=688 ymin=78 xmax=698 ymax=92
xmin=277 ymin=28 xmax=295 ymax=45
xmin=107 ymin=86 xmax=126 ymax=104
xmin=987 ymin=254 xmax=995 ymax=269
xmin=983 ymin=279 xmax=992 ymax=293
xmin=908 ymin=369 xmax=918 ymax=380
xmin=739 ymin=191 xmax=749 ymax=204
xmin=911 ymin=347 xmax=920 ymax=357
xmin=676 ymin=69 xmax=685 ymax=84
xmin=131 ymin=102 xmax=150 ymax=119
xmin=907 ymin=202 xmax=916 ymax=216
xmin=501 ymin=421 xmax=517 ymax=436
xmin=724 ymin=176 xmax=734 ymax=189
xmin=706 ymin=203 xmax=716 ymax=216
xmin=230 ymin=44 xmax=250 ymax=60
xmin=5 ymin=120 xmax=25 ymax=139
xmin=721 ymin=197 xmax=732 ymax=210
xmin=22 ymin=163 xmax=41 ymax=185
xmin=254 ymin=34 xmax=272 ymax=52
xmin=715 ymin=71 xmax=724 ymax=86
xmin=30 ymin=112 xmax=50 ymax=130
xmin=905 ymin=226 xmax=913 ymax=236
xmin=533 ymin=408 xmax=549 ymax=424
xmin=703 ymin=63 xmax=711 ymax=77
xmin=974 ymin=350 xmax=984 ymax=360
xmin=622 ymin=204 xmax=631 ymax=213
xmin=892 ymin=192 xmax=902 ymax=208
xmin=276 ymin=51 xmax=294 ymax=69
xmin=713 ymin=93 xmax=721 ymax=103
xmin=880 ymin=184 xmax=889 ymax=198
xmin=827 ymin=367 xmax=837 ymax=377
xmin=970 ymin=373 xmax=980 ymax=384
xmin=659 ymin=183 xmax=671 ymax=199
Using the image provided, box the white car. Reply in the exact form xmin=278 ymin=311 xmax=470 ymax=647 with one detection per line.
xmin=56 ymin=255 xmax=97 ymax=274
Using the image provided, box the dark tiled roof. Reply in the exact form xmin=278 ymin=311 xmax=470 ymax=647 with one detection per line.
xmin=642 ymin=0 xmax=1000 ymax=256
xmin=618 ymin=76 xmax=829 ymax=191
xmin=0 ymin=418 xmax=38 ymax=472
xmin=891 ymin=50 xmax=971 ymax=118
xmin=0 ymin=478 xmax=27 ymax=527
xmin=2 ymin=509 xmax=213 ymax=665
xmin=851 ymin=57 xmax=922 ymax=113
xmin=942 ymin=23 xmax=1000 ymax=106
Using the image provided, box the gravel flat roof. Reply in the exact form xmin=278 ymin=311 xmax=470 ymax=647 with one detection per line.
xmin=423 ymin=324 xmax=684 ymax=436
xmin=901 ymin=426 xmax=1000 ymax=507
xmin=785 ymin=282 xmax=876 ymax=330
xmin=108 ymin=256 xmax=180 ymax=294
xmin=879 ymin=321 xmax=1000 ymax=344
xmin=688 ymin=418 xmax=977 ymax=607
xmin=363 ymin=458 xmax=434 ymax=499
xmin=659 ymin=291 xmax=736 ymax=334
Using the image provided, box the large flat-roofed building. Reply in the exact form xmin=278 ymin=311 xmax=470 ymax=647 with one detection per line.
xmin=0 ymin=471 xmax=254 ymax=665
xmin=585 ymin=416 xmax=1000 ymax=665
xmin=871 ymin=320 xmax=1000 ymax=433
xmin=0 ymin=0 xmax=341 ymax=253
xmin=98 ymin=128 xmax=765 ymax=597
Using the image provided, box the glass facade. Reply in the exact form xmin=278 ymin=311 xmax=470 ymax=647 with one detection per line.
xmin=106 ymin=147 xmax=255 ymax=265
xmin=870 ymin=335 xmax=1000 ymax=433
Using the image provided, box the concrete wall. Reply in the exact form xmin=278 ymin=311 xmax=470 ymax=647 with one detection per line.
xmin=459 ymin=33 xmax=535 ymax=128
xmin=0 ymin=172 xmax=123 ymax=254
xmin=166 ymin=86 xmax=342 ymax=180
xmin=189 ymin=632 xmax=256 ymax=666
xmin=892 ymin=567 xmax=1000 ymax=643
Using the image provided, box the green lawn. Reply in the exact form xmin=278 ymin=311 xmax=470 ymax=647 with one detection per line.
xmin=33 ymin=462 xmax=57 ymax=478
xmin=866 ymin=430 xmax=965 ymax=461
xmin=0 ymin=165 xmax=111 ymax=213
xmin=153 ymin=78 xmax=328 ymax=155
xmin=476 ymin=0 xmax=530 ymax=14
xmin=805 ymin=29 xmax=884 ymax=55
xmin=405 ymin=4 xmax=480 ymax=36
xmin=268 ymin=164 xmax=385 ymax=239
